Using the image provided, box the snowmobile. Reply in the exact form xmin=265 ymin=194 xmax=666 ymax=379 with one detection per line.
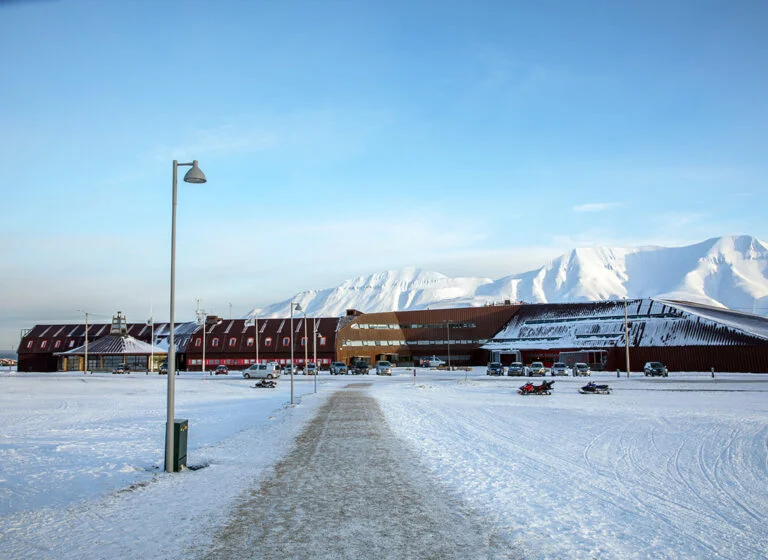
xmin=578 ymin=381 xmax=611 ymax=395
xmin=253 ymin=379 xmax=277 ymax=389
xmin=518 ymin=380 xmax=554 ymax=395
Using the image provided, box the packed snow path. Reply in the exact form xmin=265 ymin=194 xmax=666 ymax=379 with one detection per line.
xmin=202 ymin=385 xmax=521 ymax=559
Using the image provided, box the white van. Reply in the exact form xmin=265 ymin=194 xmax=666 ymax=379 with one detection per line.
xmin=242 ymin=362 xmax=281 ymax=380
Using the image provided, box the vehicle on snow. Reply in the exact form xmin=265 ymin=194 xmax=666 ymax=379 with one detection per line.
xmin=376 ymin=360 xmax=392 ymax=375
xmin=518 ymin=380 xmax=554 ymax=395
xmin=550 ymin=362 xmax=569 ymax=376
xmin=215 ymin=364 xmax=229 ymax=375
xmin=422 ymin=356 xmax=445 ymax=367
xmin=330 ymin=362 xmax=348 ymax=375
xmin=527 ymin=362 xmax=546 ymax=376
xmin=572 ymin=362 xmax=591 ymax=376
xmin=506 ymin=362 xmax=525 ymax=376
xmin=242 ymin=363 xmax=281 ymax=380
xmin=305 ymin=363 xmax=317 ymax=375
xmin=486 ymin=362 xmax=505 ymax=376
xmin=579 ymin=381 xmax=611 ymax=394
xmin=643 ymin=362 xmax=668 ymax=377
xmin=112 ymin=364 xmax=130 ymax=374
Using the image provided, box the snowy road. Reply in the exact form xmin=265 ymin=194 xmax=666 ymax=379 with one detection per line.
xmin=201 ymin=384 xmax=521 ymax=559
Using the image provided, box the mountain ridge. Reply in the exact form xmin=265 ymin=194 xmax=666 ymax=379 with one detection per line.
xmin=248 ymin=235 xmax=768 ymax=318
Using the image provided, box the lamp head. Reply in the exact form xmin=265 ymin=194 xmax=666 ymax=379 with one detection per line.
xmin=294 ymin=303 xmax=303 ymax=312
xmin=183 ymin=160 xmax=207 ymax=184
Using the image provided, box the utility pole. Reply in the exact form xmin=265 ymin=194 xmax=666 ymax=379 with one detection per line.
xmin=624 ymin=298 xmax=630 ymax=378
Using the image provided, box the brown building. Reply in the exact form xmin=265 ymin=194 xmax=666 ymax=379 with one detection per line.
xmin=184 ymin=316 xmax=345 ymax=371
xmin=335 ymin=305 xmax=521 ymax=366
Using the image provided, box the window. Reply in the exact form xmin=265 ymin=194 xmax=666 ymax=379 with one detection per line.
xmin=229 ymin=337 xmax=237 ymax=347
xmin=194 ymin=338 xmax=202 ymax=347
xmin=282 ymin=337 xmax=290 ymax=346
xmin=68 ymin=340 xmax=75 ymax=348
xmin=319 ymin=336 xmax=327 ymax=346
xmin=26 ymin=340 xmax=33 ymax=349
xmin=41 ymin=340 xmax=48 ymax=349
xmin=246 ymin=337 xmax=254 ymax=347
xmin=212 ymin=338 xmax=219 ymax=347
xmin=54 ymin=340 xmax=61 ymax=349
xmin=301 ymin=337 xmax=307 ymax=346
xmin=264 ymin=337 xmax=272 ymax=346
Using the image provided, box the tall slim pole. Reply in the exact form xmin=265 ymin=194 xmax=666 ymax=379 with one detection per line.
xmin=290 ymin=304 xmax=295 ymax=405
xmin=446 ymin=321 xmax=451 ymax=370
xmin=303 ymin=312 xmax=308 ymax=381
xmin=624 ymin=298 xmax=630 ymax=378
xmin=255 ymin=317 xmax=259 ymax=365
xmin=166 ymin=160 xmax=178 ymax=473
xmin=202 ymin=314 xmax=206 ymax=375
xmin=313 ymin=316 xmax=317 ymax=394
xmin=150 ymin=317 xmax=154 ymax=373
xmin=84 ymin=312 xmax=88 ymax=374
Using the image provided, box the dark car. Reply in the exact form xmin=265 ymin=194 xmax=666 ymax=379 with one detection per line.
xmin=158 ymin=361 xmax=168 ymax=375
xmin=215 ymin=365 xmax=229 ymax=375
xmin=507 ymin=362 xmax=525 ymax=376
xmin=112 ymin=364 xmax=130 ymax=374
xmin=644 ymin=362 xmax=668 ymax=377
xmin=486 ymin=362 xmax=504 ymax=376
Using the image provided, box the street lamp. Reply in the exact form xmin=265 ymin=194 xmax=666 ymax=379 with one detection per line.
xmin=303 ymin=309 xmax=308 ymax=382
xmin=77 ymin=310 xmax=89 ymax=374
xmin=623 ymin=297 xmax=630 ymax=378
xmin=313 ymin=316 xmax=319 ymax=394
xmin=166 ymin=159 xmax=206 ymax=473
xmin=444 ymin=320 xmax=452 ymax=370
xmin=290 ymin=302 xmax=302 ymax=405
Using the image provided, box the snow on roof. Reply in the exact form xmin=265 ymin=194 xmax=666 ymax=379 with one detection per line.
xmin=484 ymin=298 xmax=767 ymax=352
xmin=658 ymin=299 xmax=768 ymax=341
xmin=57 ymin=335 xmax=167 ymax=356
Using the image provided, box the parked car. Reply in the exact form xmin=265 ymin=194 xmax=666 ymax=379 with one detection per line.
xmin=158 ymin=361 xmax=168 ymax=375
xmin=573 ymin=362 xmax=591 ymax=376
xmin=528 ymin=362 xmax=546 ymax=376
xmin=376 ymin=360 xmax=392 ymax=375
xmin=242 ymin=363 xmax=281 ymax=379
xmin=112 ymin=364 xmax=130 ymax=374
xmin=305 ymin=363 xmax=317 ymax=375
xmin=486 ymin=362 xmax=504 ymax=376
xmin=283 ymin=365 xmax=297 ymax=376
xmin=507 ymin=362 xmax=525 ymax=376
xmin=215 ymin=365 xmax=229 ymax=375
xmin=330 ymin=362 xmax=348 ymax=375
xmin=422 ymin=356 xmax=445 ymax=367
xmin=644 ymin=361 xmax=668 ymax=377
xmin=350 ymin=360 xmax=370 ymax=375
xmin=550 ymin=362 xmax=569 ymax=376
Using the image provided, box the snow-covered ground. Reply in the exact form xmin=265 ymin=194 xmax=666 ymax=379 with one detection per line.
xmin=1 ymin=369 xmax=766 ymax=559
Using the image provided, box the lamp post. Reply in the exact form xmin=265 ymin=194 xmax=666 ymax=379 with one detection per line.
xmin=290 ymin=302 xmax=302 ymax=405
xmin=197 ymin=308 xmax=207 ymax=375
xmin=77 ymin=310 xmax=89 ymax=374
xmin=166 ymin=159 xmax=206 ymax=473
xmin=255 ymin=317 xmax=259 ymax=365
xmin=303 ymin=309 xmax=308 ymax=382
xmin=623 ymin=297 xmax=630 ymax=378
xmin=445 ymin=320 xmax=452 ymax=370
xmin=313 ymin=316 xmax=318 ymax=394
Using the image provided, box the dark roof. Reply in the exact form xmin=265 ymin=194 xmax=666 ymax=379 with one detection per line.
xmin=57 ymin=335 xmax=166 ymax=356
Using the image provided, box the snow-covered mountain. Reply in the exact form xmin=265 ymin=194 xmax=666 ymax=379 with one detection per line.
xmin=248 ymin=235 xmax=768 ymax=318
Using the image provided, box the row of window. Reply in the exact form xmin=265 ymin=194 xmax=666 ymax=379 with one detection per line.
xmin=342 ymin=339 xmax=487 ymax=347
xmin=351 ymin=323 xmax=478 ymax=330
xmin=27 ymin=339 xmax=76 ymax=350
xmin=193 ymin=336 xmax=327 ymax=348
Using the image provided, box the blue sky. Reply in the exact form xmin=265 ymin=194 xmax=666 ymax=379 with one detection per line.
xmin=1 ymin=0 xmax=766 ymax=351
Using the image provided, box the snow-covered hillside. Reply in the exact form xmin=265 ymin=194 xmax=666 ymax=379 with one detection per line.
xmin=249 ymin=236 xmax=768 ymax=318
